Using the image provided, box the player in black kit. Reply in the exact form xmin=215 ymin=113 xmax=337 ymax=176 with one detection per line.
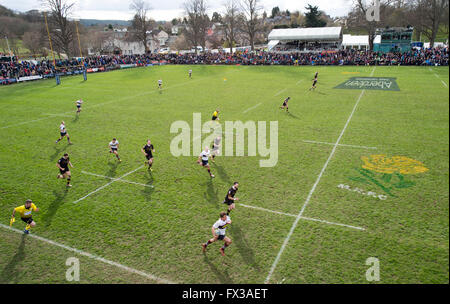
xmin=141 ymin=139 xmax=155 ymax=171
xmin=280 ymin=97 xmax=290 ymax=112
xmin=223 ymin=182 xmax=239 ymax=215
xmin=310 ymin=72 xmax=318 ymax=91
xmin=56 ymin=153 xmax=74 ymax=187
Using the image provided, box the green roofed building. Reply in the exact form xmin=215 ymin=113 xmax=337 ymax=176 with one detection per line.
xmin=373 ymin=26 xmax=414 ymax=53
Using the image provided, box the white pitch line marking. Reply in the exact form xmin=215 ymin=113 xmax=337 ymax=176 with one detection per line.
xmin=274 ymin=88 xmax=287 ymax=97
xmin=429 ymin=68 xmax=448 ymax=88
xmin=299 ymin=216 xmax=365 ymax=231
xmin=296 ymin=80 xmax=303 ymax=85
xmin=43 ymin=113 xmax=74 ymax=118
xmin=303 ymin=140 xmax=378 ymax=150
xmin=239 ymin=204 xmax=297 ymax=217
xmin=239 ymin=204 xmax=365 ymax=230
xmin=81 ymin=171 xmax=154 ymax=188
xmin=73 ymin=165 xmax=144 ymax=204
xmin=0 ymin=223 xmax=174 ymax=284
xmin=243 ymin=103 xmax=262 ymax=114
xmin=265 ymin=66 xmax=376 ymax=284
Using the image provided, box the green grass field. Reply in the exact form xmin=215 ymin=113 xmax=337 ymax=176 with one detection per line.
xmin=0 ymin=64 xmax=448 ymax=284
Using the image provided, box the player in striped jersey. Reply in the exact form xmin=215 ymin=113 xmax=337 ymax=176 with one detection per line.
xmin=76 ymin=99 xmax=83 ymax=115
xmin=197 ymin=147 xmax=215 ymax=178
xmin=109 ymin=138 xmax=121 ymax=162
xmin=211 ymin=136 xmax=221 ymax=163
xmin=202 ymin=212 xmax=232 ymax=256
xmin=55 ymin=121 xmax=72 ymax=144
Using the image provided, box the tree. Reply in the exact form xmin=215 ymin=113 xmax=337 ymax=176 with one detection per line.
xmin=129 ymin=0 xmax=153 ymax=53
xmin=222 ymin=0 xmax=242 ymax=54
xmin=350 ymin=0 xmax=392 ymax=50
xmin=41 ymin=0 xmax=76 ymax=57
xmin=241 ymin=0 xmax=262 ymax=51
xmin=23 ymin=29 xmax=45 ymax=57
xmin=183 ymin=0 xmax=210 ymax=53
xmin=304 ymin=4 xmax=326 ymax=27
xmin=271 ymin=6 xmax=280 ymax=18
xmin=212 ymin=11 xmax=222 ymax=23
xmin=416 ymin=0 xmax=449 ymax=46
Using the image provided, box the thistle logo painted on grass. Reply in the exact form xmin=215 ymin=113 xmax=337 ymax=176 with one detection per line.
xmin=361 ymin=155 xmax=429 ymax=175
xmin=346 ymin=155 xmax=429 ymax=197
xmin=170 ymin=113 xmax=278 ymax=167
xmin=335 ymin=77 xmax=400 ymax=91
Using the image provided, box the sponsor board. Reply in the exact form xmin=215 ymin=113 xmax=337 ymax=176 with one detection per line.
xmin=335 ymin=77 xmax=400 ymax=91
xmin=18 ymin=75 xmax=43 ymax=82
xmin=0 ymin=78 xmax=17 ymax=85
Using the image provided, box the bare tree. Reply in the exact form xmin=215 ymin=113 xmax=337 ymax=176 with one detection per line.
xmin=129 ymin=0 xmax=153 ymax=54
xmin=240 ymin=0 xmax=262 ymax=51
xmin=222 ymin=0 xmax=242 ymax=53
xmin=183 ymin=0 xmax=210 ymax=53
xmin=41 ymin=0 xmax=75 ymax=57
xmin=351 ymin=0 xmax=394 ymax=50
xmin=417 ymin=0 xmax=449 ymax=46
xmin=23 ymin=29 xmax=45 ymax=57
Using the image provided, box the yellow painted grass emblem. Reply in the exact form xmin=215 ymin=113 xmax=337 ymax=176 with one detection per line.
xmin=361 ymin=155 xmax=429 ymax=175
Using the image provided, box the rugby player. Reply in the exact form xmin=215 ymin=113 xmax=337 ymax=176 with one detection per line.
xmin=57 ymin=153 xmax=74 ymax=187
xmin=211 ymin=136 xmax=221 ymax=162
xmin=280 ymin=97 xmax=290 ymax=112
xmin=109 ymin=138 xmax=121 ymax=162
xmin=223 ymin=182 xmax=239 ymax=215
xmin=212 ymin=109 xmax=220 ymax=122
xmin=55 ymin=121 xmax=72 ymax=144
xmin=11 ymin=199 xmax=39 ymax=234
xmin=202 ymin=212 xmax=232 ymax=256
xmin=141 ymin=139 xmax=155 ymax=171
xmin=76 ymin=99 xmax=83 ymax=114
xmin=197 ymin=147 xmax=215 ymax=178
xmin=310 ymin=72 xmax=318 ymax=90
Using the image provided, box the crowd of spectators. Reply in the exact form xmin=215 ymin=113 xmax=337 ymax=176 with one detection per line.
xmin=1 ymin=47 xmax=448 ymax=82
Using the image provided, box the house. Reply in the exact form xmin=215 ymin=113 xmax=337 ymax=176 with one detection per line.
xmin=100 ymin=30 xmax=170 ymax=55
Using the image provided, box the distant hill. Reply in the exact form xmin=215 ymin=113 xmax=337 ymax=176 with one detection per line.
xmin=80 ymin=19 xmax=131 ymax=27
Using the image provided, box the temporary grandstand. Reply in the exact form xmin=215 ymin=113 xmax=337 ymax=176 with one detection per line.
xmin=268 ymin=27 xmax=343 ymax=53
xmin=342 ymin=34 xmax=382 ymax=50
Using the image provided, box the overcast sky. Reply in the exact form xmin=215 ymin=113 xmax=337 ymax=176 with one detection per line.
xmin=1 ymin=0 xmax=353 ymax=21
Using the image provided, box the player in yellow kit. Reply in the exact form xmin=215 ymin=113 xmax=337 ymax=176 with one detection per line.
xmin=11 ymin=199 xmax=39 ymax=234
xmin=212 ymin=109 xmax=220 ymax=122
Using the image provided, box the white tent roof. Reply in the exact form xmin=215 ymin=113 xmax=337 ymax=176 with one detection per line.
xmin=268 ymin=27 xmax=342 ymax=41
xmin=342 ymin=34 xmax=381 ymax=46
